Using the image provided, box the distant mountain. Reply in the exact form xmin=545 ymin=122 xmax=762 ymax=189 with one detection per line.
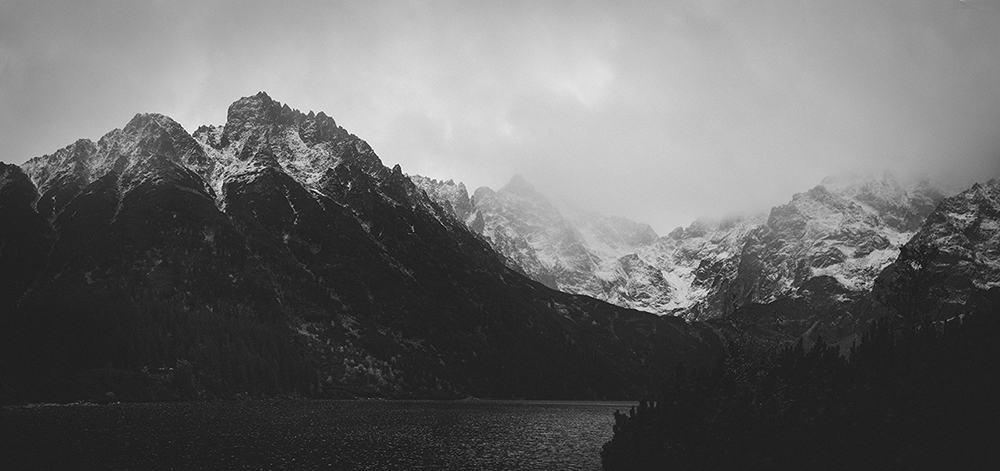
xmin=0 ymin=93 xmax=721 ymax=403
xmin=412 ymin=172 xmax=947 ymax=328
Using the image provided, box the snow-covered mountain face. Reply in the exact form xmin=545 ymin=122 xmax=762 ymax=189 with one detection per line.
xmin=21 ymin=94 xmax=398 ymax=217
xmin=21 ymin=113 xmax=213 ymax=220
xmin=413 ymin=172 xmax=947 ymax=320
xmin=695 ymin=174 xmax=948 ymax=319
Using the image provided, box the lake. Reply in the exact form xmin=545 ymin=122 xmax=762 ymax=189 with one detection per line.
xmin=0 ymin=399 xmax=635 ymax=470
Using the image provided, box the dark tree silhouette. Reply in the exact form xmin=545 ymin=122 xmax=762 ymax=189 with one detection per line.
xmin=602 ymin=291 xmax=1000 ymax=470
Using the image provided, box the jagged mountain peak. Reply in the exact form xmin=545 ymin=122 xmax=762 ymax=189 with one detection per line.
xmin=180 ymin=92 xmax=403 ymax=208
xmin=21 ymin=111 xmax=210 ymax=213
xmin=126 ymin=111 xmax=180 ymax=129
xmin=220 ymin=92 xmax=345 ymax=149
xmin=20 ymin=91 xmax=392 ymax=219
xmin=224 ymin=91 xmax=294 ymax=135
xmin=972 ymin=177 xmax=1000 ymax=193
xmin=226 ymin=91 xmax=282 ymax=119
xmin=769 ymin=184 xmax=873 ymax=235
xmin=921 ymin=177 xmax=1000 ymax=236
xmin=815 ymin=171 xmax=950 ymax=232
xmin=20 ymin=138 xmax=97 ymax=185
xmin=120 ymin=113 xmax=205 ymax=162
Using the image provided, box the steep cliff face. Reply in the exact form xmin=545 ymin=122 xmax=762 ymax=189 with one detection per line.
xmin=658 ymin=215 xmax=766 ymax=318
xmin=0 ymin=93 xmax=720 ymax=402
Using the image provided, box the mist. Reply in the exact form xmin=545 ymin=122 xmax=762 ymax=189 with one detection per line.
xmin=2 ymin=0 xmax=999 ymax=233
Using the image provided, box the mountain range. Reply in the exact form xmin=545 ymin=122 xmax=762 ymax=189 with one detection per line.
xmin=419 ymin=169 xmax=999 ymax=350
xmin=413 ymin=171 xmax=946 ymax=316
xmin=1 ymin=91 xmax=997 ymax=404
xmin=0 ymin=93 xmax=721 ymax=403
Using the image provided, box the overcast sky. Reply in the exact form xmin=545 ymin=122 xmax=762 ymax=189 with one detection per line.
xmin=2 ymin=0 xmax=999 ymax=233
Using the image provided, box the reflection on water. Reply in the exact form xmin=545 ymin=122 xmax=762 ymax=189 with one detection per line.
xmin=1 ymin=400 xmax=635 ymax=470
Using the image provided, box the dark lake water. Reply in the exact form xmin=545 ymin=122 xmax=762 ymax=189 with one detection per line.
xmin=0 ymin=399 xmax=635 ymax=470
